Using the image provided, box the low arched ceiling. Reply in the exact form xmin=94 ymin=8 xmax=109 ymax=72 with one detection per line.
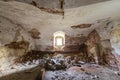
xmin=3 ymin=0 xmax=109 ymax=9
xmin=0 ymin=0 xmax=120 ymax=28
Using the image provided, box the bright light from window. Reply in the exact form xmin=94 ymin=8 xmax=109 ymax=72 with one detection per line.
xmin=53 ymin=31 xmax=65 ymax=51
xmin=56 ymin=38 xmax=62 ymax=46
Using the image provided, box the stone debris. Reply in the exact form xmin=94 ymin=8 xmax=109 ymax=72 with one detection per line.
xmin=0 ymin=52 xmax=120 ymax=80
xmin=45 ymin=64 xmax=120 ymax=80
xmin=14 ymin=50 xmax=54 ymax=63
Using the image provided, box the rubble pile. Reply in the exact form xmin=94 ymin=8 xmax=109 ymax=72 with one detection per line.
xmin=14 ymin=52 xmax=84 ymax=70
xmin=45 ymin=64 xmax=120 ymax=80
xmin=14 ymin=51 xmax=54 ymax=63
xmin=14 ymin=49 xmax=119 ymax=71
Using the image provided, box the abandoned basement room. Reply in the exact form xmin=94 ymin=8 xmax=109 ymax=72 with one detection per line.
xmin=0 ymin=0 xmax=120 ymax=80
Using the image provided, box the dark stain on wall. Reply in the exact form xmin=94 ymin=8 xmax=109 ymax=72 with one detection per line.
xmin=28 ymin=28 xmax=40 ymax=39
xmin=39 ymin=7 xmax=64 ymax=15
xmin=31 ymin=1 xmax=37 ymax=7
xmin=71 ymin=24 xmax=92 ymax=29
xmin=65 ymin=35 xmax=87 ymax=45
xmin=5 ymin=40 xmax=29 ymax=50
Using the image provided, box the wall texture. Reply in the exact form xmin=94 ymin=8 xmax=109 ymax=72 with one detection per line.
xmin=0 ymin=0 xmax=120 ymax=54
xmin=4 ymin=0 xmax=109 ymax=9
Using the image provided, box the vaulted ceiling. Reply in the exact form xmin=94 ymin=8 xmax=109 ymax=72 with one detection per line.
xmin=4 ymin=0 xmax=110 ymax=9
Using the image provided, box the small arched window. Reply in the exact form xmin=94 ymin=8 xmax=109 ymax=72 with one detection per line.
xmin=53 ymin=31 xmax=65 ymax=51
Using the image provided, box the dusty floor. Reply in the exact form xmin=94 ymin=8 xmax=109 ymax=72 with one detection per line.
xmin=0 ymin=64 xmax=120 ymax=80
